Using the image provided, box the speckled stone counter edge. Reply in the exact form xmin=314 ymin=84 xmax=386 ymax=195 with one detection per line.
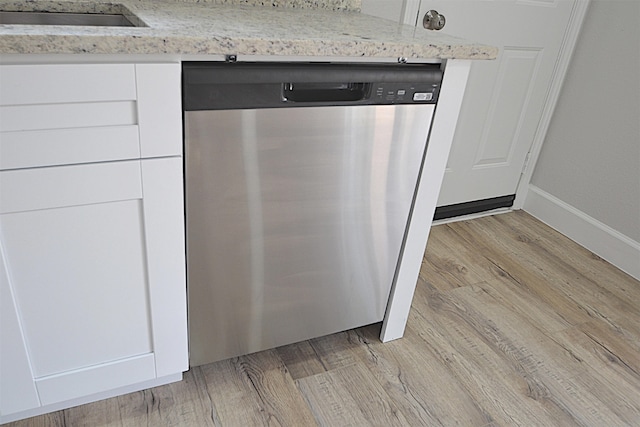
xmin=0 ymin=0 xmax=498 ymax=60
xmin=1 ymin=0 xmax=362 ymax=12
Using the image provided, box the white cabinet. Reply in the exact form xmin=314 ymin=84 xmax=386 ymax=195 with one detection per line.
xmin=0 ymin=63 xmax=187 ymax=422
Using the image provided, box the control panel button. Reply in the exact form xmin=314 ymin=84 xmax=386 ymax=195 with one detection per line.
xmin=413 ymin=92 xmax=433 ymax=101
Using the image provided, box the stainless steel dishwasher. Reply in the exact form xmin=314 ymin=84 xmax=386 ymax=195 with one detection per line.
xmin=183 ymin=62 xmax=442 ymax=366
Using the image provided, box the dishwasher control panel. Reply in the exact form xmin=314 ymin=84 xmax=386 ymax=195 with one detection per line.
xmin=183 ymin=62 xmax=443 ymax=110
xmin=371 ymin=83 xmax=440 ymax=104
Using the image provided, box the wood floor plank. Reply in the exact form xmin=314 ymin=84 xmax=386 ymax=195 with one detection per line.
xmin=503 ymin=211 xmax=640 ymax=304
xmin=447 ymin=283 xmax=631 ymax=426
xmin=448 ymin=217 xmax=640 ymax=331
xmin=63 ymin=392 xmax=127 ymax=427
xmin=307 ymin=331 xmax=360 ymax=372
xmin=575 ymin=319 xmax=640 ymax=368
xmin=410 ymin=281 xmax=582 ymax=426
xmin=464 ymin=213 xmax=640 ymax=316
xmin=466 ymin=215 xmax=640 ymax=348
xmin=353 ymin=324 xmax=495 ymax=426
xmin=425 ymin=223 xmax=574 ymax=334
xmin=276 ymin=341 xmax=327 ymax=380
xmin=198 ymin=349 xmax=317 ymax=427
xmin=428 ymin=221 xmax=593 ymax=327
xmin=93 ymin=368 xmax=217 ymax=427
xmin=420 ymin=224 xmax=487 ymax=291
xmin=297 ymin=364 xmax=410 ymax=426
xmin=552 ymin=323 xmax=640 ymax=390
xmin=570 ymin=372 xmax=640 ymax=426
xmin=471 ymin=279 xmax=573 ymax=334
xmin=549 ymin=327 xmax=640 ymax=424
xmin=295 ymin=323 xmax=494 ymax=426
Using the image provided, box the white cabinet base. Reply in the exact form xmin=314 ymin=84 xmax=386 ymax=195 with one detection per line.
xmin=0 ymin=62 xmax=186 ymax=422
xmin=0 ymin=373 xmax=182 ymax=425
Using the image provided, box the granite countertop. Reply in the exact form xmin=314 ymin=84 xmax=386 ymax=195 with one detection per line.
xmin=0 ymin=0 xmax=498 ymax=60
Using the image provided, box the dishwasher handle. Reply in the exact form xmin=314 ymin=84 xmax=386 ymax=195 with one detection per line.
xmin=283 ymin=82 xmax=370 ymax=103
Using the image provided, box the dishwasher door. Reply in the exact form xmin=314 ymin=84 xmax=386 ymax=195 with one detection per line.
xmin=186 ymin=103 xmax=435 ymax=366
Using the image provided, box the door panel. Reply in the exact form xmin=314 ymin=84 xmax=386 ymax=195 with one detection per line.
xmin=417 ymin=0 xmax=575 ymax=207
xmin=473 ymin=48 xmax=542 ymax=167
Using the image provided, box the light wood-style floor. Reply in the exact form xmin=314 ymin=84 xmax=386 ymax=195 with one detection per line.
xmin=8 ymin=211 xmax=640 ymax=426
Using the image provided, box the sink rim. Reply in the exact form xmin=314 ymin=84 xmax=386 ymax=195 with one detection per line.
xmin=0 ymin=10 xmax=141 ymax=27
xmin=0 ymin=2 xmax=147 ymax=28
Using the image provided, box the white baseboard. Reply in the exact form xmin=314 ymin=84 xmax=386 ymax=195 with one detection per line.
xmin=523 ymin=185 xmax=640 ymax=281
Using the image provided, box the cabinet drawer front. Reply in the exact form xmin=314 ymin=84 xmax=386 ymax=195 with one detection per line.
xmin=0 ymin=125 xmax=140 ymax=170
xmin=0 ymin=161 xmax=142 ymax=214
xmin=0 ymin=101 xmax=137 ymax=133
xmin=0 ymin=63 xmax=182 ymax=161
xmin=0 ymin=64 xmax=136 ymax=106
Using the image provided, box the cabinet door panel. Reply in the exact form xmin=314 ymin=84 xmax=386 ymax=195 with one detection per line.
xmin=1 ymin=200 xmax=153 ymax=377
xmin=0 ymin=246 xmax=40 ymax=415
xmin=0 ymin=161 xmax=142 ymax=214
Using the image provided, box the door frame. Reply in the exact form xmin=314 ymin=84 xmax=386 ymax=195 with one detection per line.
xmin=402 ymin=0 xmax=591 ymax=210
xmin=513 ymin=0 xmax=590 ymax=209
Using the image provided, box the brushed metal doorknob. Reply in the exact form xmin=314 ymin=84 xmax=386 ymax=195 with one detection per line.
xmin=423 ymin=10 xmax=446 ymax=30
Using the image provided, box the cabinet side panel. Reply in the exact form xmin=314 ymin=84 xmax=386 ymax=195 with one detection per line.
xmin=141 ymin=158 xmax=188 ymax=376
xmin=0 ymin=240 xmax=40 ymax=416
xmin=381 ymin=60 xmax=472 ymax=341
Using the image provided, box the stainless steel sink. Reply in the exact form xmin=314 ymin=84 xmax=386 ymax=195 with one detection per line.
xmin=0 ymin=10 xmax=143 ymax=27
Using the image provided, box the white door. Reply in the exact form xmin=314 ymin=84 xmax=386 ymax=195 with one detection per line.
xmin=416 ymin=0 xmax=577 ymax=209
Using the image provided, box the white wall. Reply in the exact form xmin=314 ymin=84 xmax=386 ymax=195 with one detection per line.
xmin=360 ymin=0 xmax=404 ymax=22
xmin=525 ymin=0 xmax=640 ymax=279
